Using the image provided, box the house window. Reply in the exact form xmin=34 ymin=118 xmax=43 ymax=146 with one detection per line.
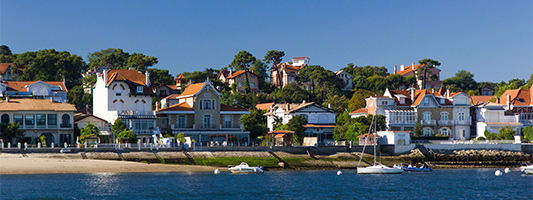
xmin=212 ymin=100 xmax=216 ymax=110
xmin=14 ymin=114 xmax=23 ymax=126
xmin=250 ymin=83 xmax=255 ymax=88
xmin=441 ymin=112 xmax=448 ymax=121
xmin=178 ymin=115 xmax=185 ymax=128
xmin=1 ymin=114 xmax=9 ymax=124
xmin=459 ymin=112 xmax=465 ymax=121
xmin=137 ymin=86 xmax=143 ymax=93
xmin=25 ymin=114 xmax=35 ymax=128
xmin=47 ymin=114 xmax=57 ymax=128
xmin=203 ymin=114 xmax=211 ymax=129
xmin=422 ymin=127 xmax=434 ymax=136
xmin=424 ymin=98 xmax=429 ymax=106
xmin=224 ymin=115 xmax=231 ymax=128
xmin=61 ymin=114 xmax=71 ymax=128
xmin=439 ymin=128 xmax=450 ymax=136
xmin=423 ymin=112 xmax=431 ymax=121
xmin=36 ymin=114 xmax=46 ymax=128
xmin=204 ymin=100 xmax=211 ymax=110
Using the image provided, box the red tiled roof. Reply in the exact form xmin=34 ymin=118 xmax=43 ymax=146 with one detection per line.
xmin=0 ymin=98 xmax=76 ymax=111
xmin=178 ymin=82 xmax=205 ymax=97
xmin=470 ymin=96 xmax=494 ymax=105
xmin=256 ymin=102 xmax=274 ymax=111
xmin=396 ymin=64 xmax=423 ymax=76
xmin=303 ymin=124 xmax=336 ymax=128
xmin=175 ymin=74 xmax=185 ymax=79
xmin=2 ymin=81 xmax=67 ymax=92
xmin=220 ymin=104 xmax=248 ymax=112
xmin=156 ymin=102 xmax=193 ymax=112
xmin=268 ymin=130 xmax=295 ymax=134
xmin=0 ymin=63 xmax=13 ymax=74
xmin=349 ymin=108 xmax=367 ymax=114
xmin=163 ymin=94 xmax=181 ymax=100
xmin=499 ymin=89 xmax=531 ymax=106
xmin=106 ymin=69 xmax=147 ymax=86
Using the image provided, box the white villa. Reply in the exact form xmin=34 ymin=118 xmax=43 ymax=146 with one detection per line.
xmin=335 ymin=70 xmax=354 ymax=91
xmin=92 ymin=69 xmax=156 ymax=143
xmin=474 ymin=102 xmax=522 ymax=139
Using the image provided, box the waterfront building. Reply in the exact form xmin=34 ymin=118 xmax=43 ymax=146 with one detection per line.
xmin=154 ymin=80 xmax=250 ymax=146
xmin=0 ymin=63 xmax=24 ymax=81
xmin=498 ymin=86 xmax=533 ymax=127
xmin=473 ymin=102 xmax=522 ymax=138
xmin=217 ymin=69 xmax=260 ymax=93
xmin=265 ymin=102 xmax=336 ymax=145
xmin=0 ymin=98 xmax=76 ymax=146
xmin=92 ymin=69 xmax=156 ymax=143
xmin=0 ymin=80 xmax=68 ymax=102
xmin=74 ymin=113 xmax=113 ymax=143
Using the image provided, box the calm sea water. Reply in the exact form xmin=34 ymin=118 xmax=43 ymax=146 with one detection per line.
xmin=1 ymin=168 xmax=532 ymax=200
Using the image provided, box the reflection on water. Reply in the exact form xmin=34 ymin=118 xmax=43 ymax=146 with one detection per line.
xmin=1 ymin=169 xmax=531 ymax=200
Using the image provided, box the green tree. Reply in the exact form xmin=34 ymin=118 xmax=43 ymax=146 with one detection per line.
xmin=296 ymin=65 xmax=344 ymax=104
xmin=322 ymin=95 xmax=348 ymax=113
xmin=442 ymin=70 xmax=478 ymax=93
xmin=14 ymin=49 xmax=86 ymax=89
xmin=175 ymin=133 xmax=187 ymax=144
xmin=270 ymin=82 xmax=309 ymax=103
xmin=417 ymin=58 xmax=441 ymax=89
xmin=241 ymin=109 xmax=268 ymax=141
xmin=147 ymin=68 xmax=175 ymax=86
xmin=87 ymin=48 xmax=157 ymax=72
xmin=230 ymin=51 xmax=256 ymax=94
xmin=263 ymin=50 xmax=285 ymax=87
xmin=344 ymin=122 xmax=368 ymax=141
xmin=386 ymin=74 xmax=405 ymax=90
xmin=116 ymin=129 xmax=137 ymax=143
xmin=80 ymin=123 xmax=99 ymax=144
xmin=413 ymin=122 xmax=422 ymax=137
xmin=498 ymin=126 xmax=515 ymax=140
xmin=522 ymin=126 xmax=533 ymax=141
xmin=0 ymin=45 xmax=12 ymax=55
xmin=251 ymin=58 xmax=269 ymax=92
xmin=347 ymin=88 xmax=374 ymax=111
xmin=112 ymin=118 xmax=128 ymax=136
xmin=0 ymin=122 xmax=25 ymax=143
xmin=286 ymin=115 xmax=307 ymax=145
xmin=67 ymin=85 xmax=92 ymax=110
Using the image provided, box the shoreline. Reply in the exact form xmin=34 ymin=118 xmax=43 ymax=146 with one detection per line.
xmin=0 ymin=157 xmax=222 ymax=175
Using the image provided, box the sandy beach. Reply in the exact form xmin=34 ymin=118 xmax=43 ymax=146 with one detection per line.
xmin=0 ymin=157 xmax=221 ymax=175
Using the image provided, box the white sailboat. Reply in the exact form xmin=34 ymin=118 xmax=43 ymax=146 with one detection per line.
xmin=357 ymin=116 xmax=403 ymax=174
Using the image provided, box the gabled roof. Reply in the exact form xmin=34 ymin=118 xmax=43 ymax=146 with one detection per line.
xmin=162 ymin=94 xmax=181 ymax=100
xmin=273 ymin=102 xmax=335 ymax=114
xmin=470 ymin=95 xmax=494 ymax=106
xmin=106 ymin=69 xmax=147 ymax=86
xmin=0 ymin=63 xmax=13 ymax=74
xmin=156 ymin=102 xmax=193 ymax=112
xmin=0 ymin=98 xmax=76 ymax=111
xmin=178 ymin=82 xmax=205 ymax=97
xmin=74 ymin=113 xmax=107 ymax=123
xmin=256 ymin=102 xmax=274 ymax=111
xmin=272 ymin=62 xmax=305 ymax=72
xmin=2 ymin=81 xmax=67 ymax=92
xmin=396 ymin=64 xmax=421 ymax=76
xmin=175 ymin=74 xmax=185 ymax=80
xmin=499 ymin=88 xmax=531 ymax=106
xmin=349 ymin=108 xmax=368 ymax=114
xmin=218 ymin=70 xmax=259 ymax=79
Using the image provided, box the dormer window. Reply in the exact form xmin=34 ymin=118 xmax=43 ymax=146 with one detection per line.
xmin=137 ymin=86 xmax=143 ymax=93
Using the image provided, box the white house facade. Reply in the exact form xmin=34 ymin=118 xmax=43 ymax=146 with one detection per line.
xmin=92 ymin=69 xmax=156 ymax=143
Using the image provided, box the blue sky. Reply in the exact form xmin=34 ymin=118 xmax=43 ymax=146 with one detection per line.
xmin=1 ymin=0 xmax=531 ymax=83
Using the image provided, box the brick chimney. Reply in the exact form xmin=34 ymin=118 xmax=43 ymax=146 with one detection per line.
xmin=394 ymin=65 xmax=397 ymax=74
xmin=286 ymin=103 xmax=290 ymax=111
xmin=400 ymin=64 xmax=405 ymax=71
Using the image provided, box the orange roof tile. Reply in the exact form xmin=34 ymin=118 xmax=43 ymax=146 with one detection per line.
xmin=268 ymin=130 xmax=295 ymax=134
xmin=499 ymin=89 xmax=531 ymax=106
xmin=396 ymin=64 xmax=423 ymax=76
xmin=0 ymin=98 xmax=76 ymax=111
xmin=162 ymin=94 xmax=181 ymax=100
xmin=255 ymin=102 xmax=274 ymax=111
xmin=175 ymin=74 xmax=185 ymax=79
xmin=156 ymin=102 xmax=193 ymax=112
xmin=470 ymin=96 xmax=494 ymax=105
xmin=0 ymin=63 xmax=13 ymax=74
xmin=349 ymin=108 xmax=367 ymax=114
xmin=2 ymin=81 xmax=66 ymax=92
xmin=303 ymin=124 xmax=336 ymax=128
xmin=106 ymin=69 xmax=147 ymax=86
xmin=178 ymin=83 xmax=205 ymax=97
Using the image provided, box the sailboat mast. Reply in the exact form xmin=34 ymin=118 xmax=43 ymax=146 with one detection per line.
xmin=373 ymin=115 xmax=376 ymax=165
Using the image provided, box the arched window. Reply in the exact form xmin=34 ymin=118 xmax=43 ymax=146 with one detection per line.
xmin=1 ymin=114 xmax=9 ymax=124
xmin=61 ymin=114 xmax=71 ymax=128
xmin=438 ymin=127 xmax=450 ymax=136
xmin=422 ymin=127 xmax=434 ymax=136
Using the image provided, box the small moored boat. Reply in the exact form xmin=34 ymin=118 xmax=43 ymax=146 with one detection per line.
xmin=228 ymin=162 xmax=264 ymax=174
xmin=520 ymin=164 xmax=533 ymax=175
xmin=394 ymin=164 xmax=433 ymax=172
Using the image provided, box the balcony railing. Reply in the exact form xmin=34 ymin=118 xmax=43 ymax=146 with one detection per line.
xmin=438 ymin=120 xmax=454 ymax=126
xmin=388 ymin=120 xmax=416 ymax=124
xmin=420 ymin=120 xmax=436 ymax=126
xmin=454 ymin=119 xmax=472 ymax=126
xmin=519 ymin=119 xmax=533 ymax=125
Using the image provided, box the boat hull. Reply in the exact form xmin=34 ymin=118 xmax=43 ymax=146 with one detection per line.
xmin=357 ymin=166 xmax=403 ymax=174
